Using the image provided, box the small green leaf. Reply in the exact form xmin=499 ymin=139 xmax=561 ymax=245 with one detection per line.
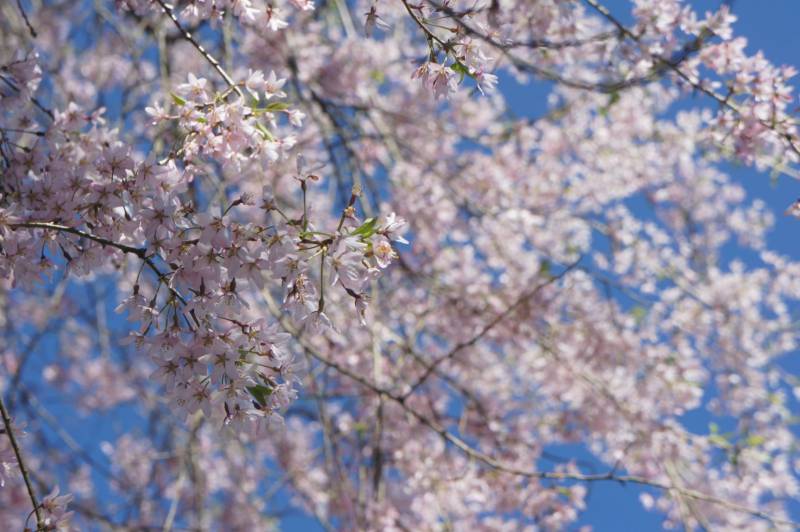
xmin=251 ymin=102 xmax=290 ymax=116
xmin=247 ymin=384 xmax=273 ymax=406
xmin=631 ymin=306 xmax=647 ymax=324
xmin=264 ymin=101 xmax=290 ymax=112
xmin=746 ymin=435 xmax=766 ymax=447
xmin=598 ymin=91 xmax=620 ymax=117
xmin=170 ymin=92 xmax=187 ymax=107
xmin=709 ymin=434 xmax=731 ymax=448
xmin=370 ymin=69 xmax=385 ymax=84
xmin=449 ymin=61 xmax=473 ymax=82
xmin=351 ymin=217 xmax=378 ymax=238
xmin=538 ymin=259 xmax=551 ymax=277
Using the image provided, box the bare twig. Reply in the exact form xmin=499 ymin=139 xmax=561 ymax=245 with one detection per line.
xmin=154 ymin=0 xmax=243 ymax=97
xmin=0 ymin=395 xmax=43 ymax=530
xmin=15 ymin=0 xmax=37 ymax=38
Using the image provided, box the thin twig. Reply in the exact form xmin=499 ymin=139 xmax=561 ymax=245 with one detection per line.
xmin=0 ymin=395 xmax=43 ymax=530
xmin=0 ymin=74 xmax=54 ymax=120
xmin=9 ymin=221 xmax=194 ymax=313
xmin=402 ymin=259 xmax=579 ymax=398
xmin=11 ymin=221 xmax=147 ymax=257
xmin=15 ymin=0 xmax=37 ymax=38
xmin=154 ymin=0 xmax=243 ymax=97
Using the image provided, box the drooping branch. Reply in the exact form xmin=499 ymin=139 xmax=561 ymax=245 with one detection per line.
xmin=10 ymin=221 xmax=147 ymax=257
xmin=410 ymin=0 xmax=710 ymax=93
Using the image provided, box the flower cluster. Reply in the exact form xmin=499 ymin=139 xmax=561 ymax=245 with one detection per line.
xmin=1 ymin=64 xmax=405 ymax=437
xmin=120 ymin=0 xmax=313 ymax=28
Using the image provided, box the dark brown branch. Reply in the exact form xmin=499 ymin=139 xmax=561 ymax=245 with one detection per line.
xmin=15 ymin=0 xmax=37 ymax=38
xmin=9 ymin=221 xmax=193 ymax=311
xmin=11 ymin=221 xmax=147 ymax=257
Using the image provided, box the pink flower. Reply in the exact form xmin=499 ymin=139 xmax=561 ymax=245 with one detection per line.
xmin=371 ymin=235 xmax=396 ymax=268
xmin=41 ymin=486 xmax=74 ymax=530
xmin=177 ymin=73 xmax=209 ymax=102
xmin=263 ymin=71 xmax=287 ymax=100
xmin=364 ymin=6 xmax=391 ymax=37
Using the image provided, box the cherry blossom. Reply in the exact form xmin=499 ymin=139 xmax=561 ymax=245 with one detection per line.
xmin=1 ymin=0 xmax=800 ymax=530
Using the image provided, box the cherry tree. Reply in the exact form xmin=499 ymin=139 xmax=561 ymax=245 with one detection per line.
xmin=1 ymin=0 xmax=800 ymax=529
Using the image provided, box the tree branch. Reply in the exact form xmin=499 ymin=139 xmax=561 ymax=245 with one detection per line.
xmin=0 ymin=395 xmax=43 ymax=530
xmin=154 ymin=0 xmax=243 ymax=97
xmin=15 ymin=0 xmax=37 ymax=38
xmin=402 ymin=259 xmax=580 ymax=398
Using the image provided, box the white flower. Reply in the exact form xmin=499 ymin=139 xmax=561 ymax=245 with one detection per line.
xmin=264 ymin=71 xmax=287 ymax=100
xmin=372 ymin=235 xmax=395 ymax=268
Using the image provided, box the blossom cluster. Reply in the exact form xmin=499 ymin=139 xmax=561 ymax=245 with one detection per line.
xmin=120 ymin=0 xmax=314 ymax=28
xmin=0 ymin=60 xmax=405 ymax=440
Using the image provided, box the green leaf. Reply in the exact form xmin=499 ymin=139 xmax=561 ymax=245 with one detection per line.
xmin=449 ymin=61 xmax=473 ymax=83
xmin=170 ymin=92 xmax=187 ymax=107
xmin=247 ymin=384 xmax=273 ymax=406
xmin=351 ymin=217 xmax=378 ymax=238
xmin=264 ymin=101 xmax=290 ymax=112
xmin=538 ymin=259 xmax=551 ymax=277
xmin=709 ymin=434 xmax=731 ymax=448
xmin=370 ymin=69 xmax=385 ymax=84
xmin=598 ymin=91 xmax=620 ymax=117
xmin=251 ymin=102 xmax=290 ymax=116
xmin=746 ymin=435 xmax=766 ymax=447
xmin=631 ymin=306 xmax=647 ymax=324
